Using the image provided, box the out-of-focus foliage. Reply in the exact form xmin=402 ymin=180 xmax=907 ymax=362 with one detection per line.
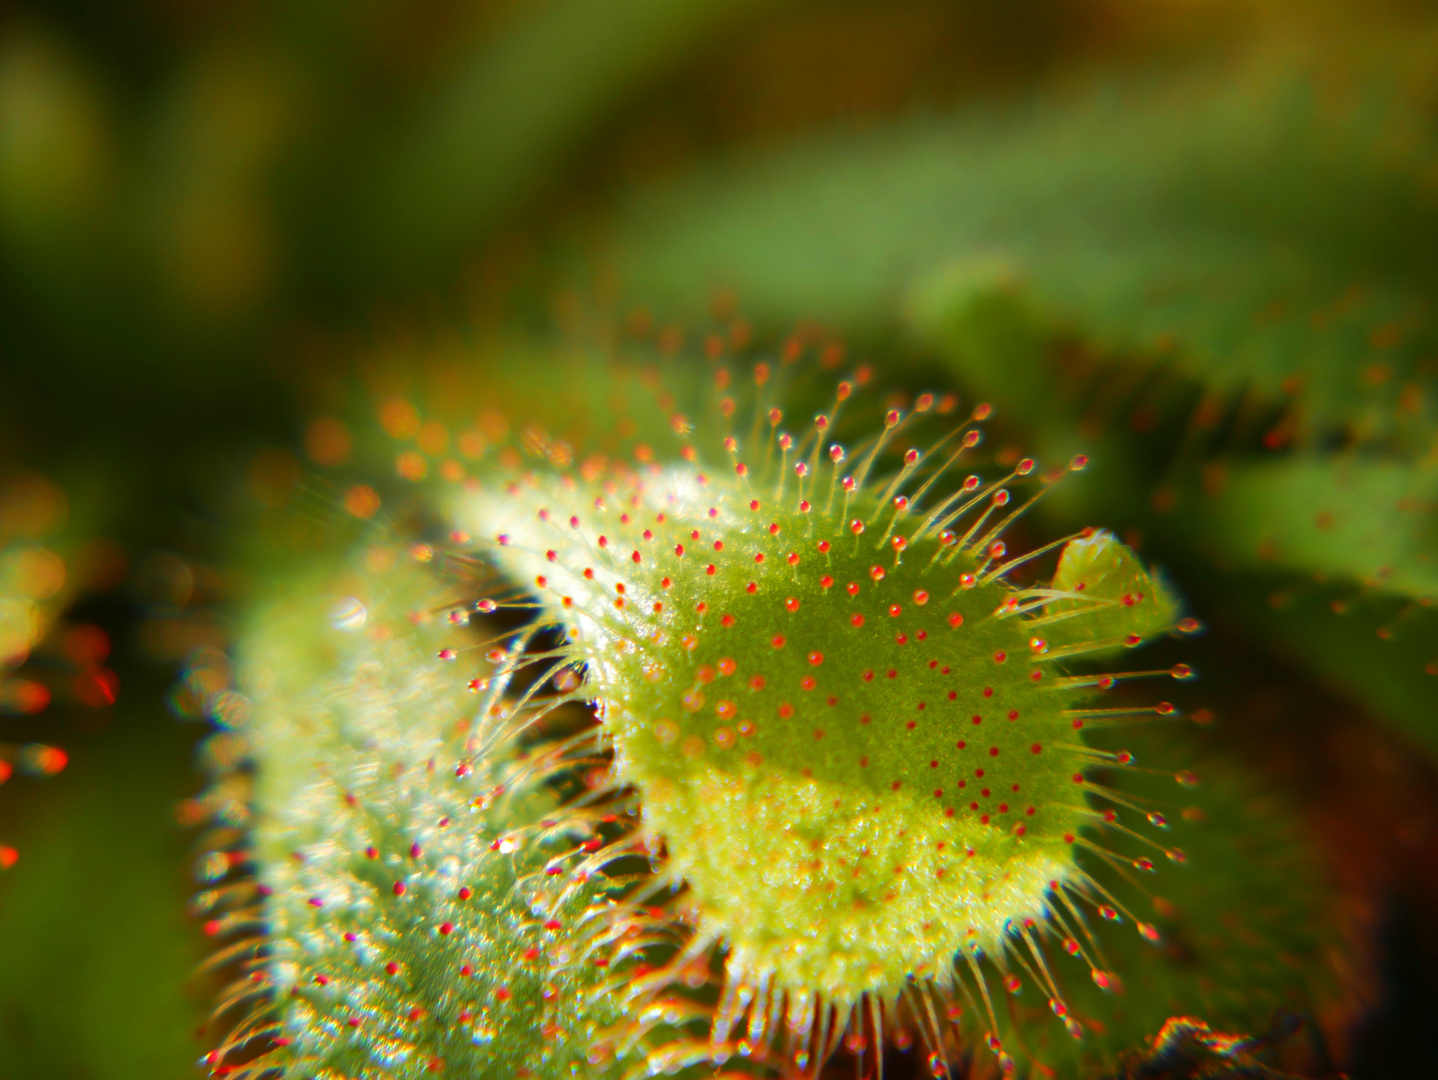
xmin=602 ymin=41 xmax=1438 ymax=450
xmin=200 ymin=530 xmax=681 ymax=1080
xmin=1185 ymin=460 xmax=1437 ymax=601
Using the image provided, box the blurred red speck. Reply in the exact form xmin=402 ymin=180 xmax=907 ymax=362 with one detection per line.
xmin=75 ymin=667 xmax=119 ymax=707
xmin=0 ymin=846 xmax=18 ymax=870
xmin=6 ymin=680 xmax=50 ymax=714
xmin=380 ymin=399 xmax=421 ymax=439
xmin=33 ymin=746 xmax=67 ymax=774
xmin=344 ymin=485 xmax=381 ymax=519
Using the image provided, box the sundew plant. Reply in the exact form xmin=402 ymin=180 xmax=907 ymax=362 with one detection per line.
xmin=186 ymin=338 xmax=1353 ymax=1080
xmin=0 ymin=5 xmax=1434 ymax=1080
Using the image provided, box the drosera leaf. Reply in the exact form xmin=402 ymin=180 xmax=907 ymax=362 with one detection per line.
xmin=193 ymin=524 xmax=702 ymax=1080
xmin=447 ymin=340 xmax=1192 ymax=1076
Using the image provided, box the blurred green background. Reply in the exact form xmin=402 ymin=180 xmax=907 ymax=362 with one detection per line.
xmin=2 ymin=1 xmax=1437 ymax=1077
